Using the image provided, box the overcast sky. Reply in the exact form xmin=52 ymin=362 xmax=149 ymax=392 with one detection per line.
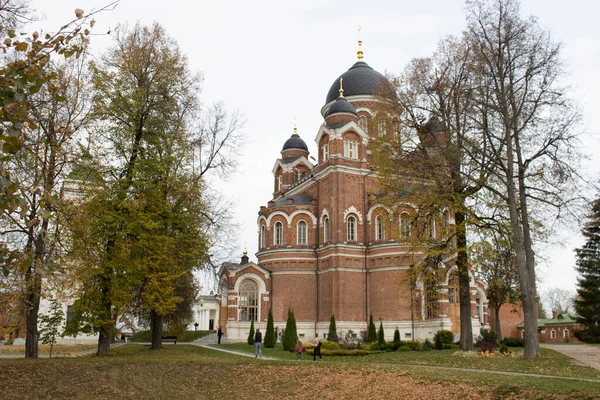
xmin=33 ymin=0 xmax=600 ymax=295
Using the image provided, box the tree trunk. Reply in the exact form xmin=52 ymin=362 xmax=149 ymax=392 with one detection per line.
xmin=150 ymin=311 xmax=163 ymax=350
xmin=25 ymin=272 xmax=41 ymax=358
xmin=455 ymin=210 xmax=473 ymax=351
xmin=495 ymin=305 xmax=502 ymax=341
xmin=97 ymin=329 xmax=111 ymax=356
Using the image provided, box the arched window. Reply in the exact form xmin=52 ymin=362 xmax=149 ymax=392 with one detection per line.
xmin=358 ymin=116 xmax=368 ymax=132
xmin=375 ymin=215 xmax=385 ymax=241
xmin=378 ymin=118 xmax=387 ymax=137
xmin=322 ymin=142 xmax=329 ymax=161
xmin=424 ymin=271 xmax=439 ymax=319
xmin=400 ymin=213 xmax=411 ymax=239
xmin=323 ymin=217 xmax=330 ymax=243
xmin=276 ymin=174 xmax=282 ymax=192
xmin=550 ymin=330 xmax=556 ymax=339
xmin=448 ymin=270 xmax=459 ymax=304
xmin=297 ymin=220 xmax=307 ymax=245
xmin=426 ymin=213 xmax=435 ymax=239
xmin=343 ymin=138 xmax=358 ymax=159
xmin=274 ymin=221 xmax=283 ymax=245
xmin=239 ymin=280 xmax=258 ymax=321
xmin=260 ymin=225 xmax=266 ymax=249
xmin=347 ymin=216 xmax=357 ymax=241
xmin=563 ymin=329 xmax=569 ymax=339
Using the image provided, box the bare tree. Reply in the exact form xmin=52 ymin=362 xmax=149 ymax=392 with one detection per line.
xmin=466 ymin=0 xmax=583 ymax=359
xmin=542 ymin=287 xmax=574 ymax=315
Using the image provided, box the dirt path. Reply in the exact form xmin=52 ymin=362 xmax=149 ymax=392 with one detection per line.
xmin=541 ymin=343 xmax=600 ymax=372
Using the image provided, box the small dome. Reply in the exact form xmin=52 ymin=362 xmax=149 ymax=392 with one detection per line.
xmin=325 ymin=96 xmax=357 ymax=117
xmin=282 ymin=133 xmax=308 ymax=152
xmin=325 ymin=61 xmax=389 ymax=104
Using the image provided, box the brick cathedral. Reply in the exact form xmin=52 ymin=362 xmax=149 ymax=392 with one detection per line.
xmin=218 ymin=42 xmax=489 ymax=342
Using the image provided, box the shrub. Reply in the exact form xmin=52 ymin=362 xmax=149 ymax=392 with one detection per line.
xmin=283 ymin=308 xmax=297 ymax=351
xmin=247 ymin=320 xmax=255 ymax=345
xmin=423 ymin=339 xmax=432 ymax=351
xmin=377 ymin=322 xmax=386 ymax=346
xmin=389 ymin=340 xmax=402 ymax=351
xmin=398 ymin=345 xmax=410 ymax=352
xmin=264 ymin=309 xmax=276 ymax=348
xmin=476 ymin=329 xmax=498 ymax=353
xmin=327 ymin=314 xmax=339 ymax=342
xmin=306 ymin=349 xmax=369 ymax=357
xmin=367 ymin=314 xmax=377 ymax=343
xmin=434 ymin=329 xmax=454 ymax=345
xmin=434 ymin=333 xmax=443 ymax=350
xmin=404 ymin=340 xmax=422 ymax=351
xmin=130 ymin=330 xmax=212 ymax=343
xmin=499 ymin=342 xmax=510 ymax=355
xmin=393 ymin=328 xmax=400 ymax=345
xmin=500 ymin=337 xmax=524 ymax=347
xmin=320 ymin=340 xmax=340 ymax=350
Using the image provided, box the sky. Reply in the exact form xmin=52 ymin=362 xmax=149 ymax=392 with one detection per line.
xmin=32 ymin=0 xmax=600 ymax=296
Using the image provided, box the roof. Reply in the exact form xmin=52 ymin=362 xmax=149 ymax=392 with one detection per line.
xmin=325 ymin=61 xmax=390 ymax=104
xmin=282 ymin=133 xmax=308 ymax=152
xmin=272 ymin=193 xmax=313 ymax=207
xmin=516 ymin=313 xmax=580 ymax=328
xmin=325 ymin=96 xmax=357 ymax=117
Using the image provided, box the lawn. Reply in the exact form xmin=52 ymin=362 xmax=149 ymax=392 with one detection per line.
xmin=0 ymin=344 xmax=599 ymax=399
xmin=0 ymin=344 xmax=97 ymax=356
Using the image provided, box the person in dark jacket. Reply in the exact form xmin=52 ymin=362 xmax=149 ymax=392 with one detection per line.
xmin=217 ymin=326 xmax=223 ymax=344
xmin=254 ymin=328 xmax=263 ymax=358
xmin=313 ymin=334 xmax=323 ymax=361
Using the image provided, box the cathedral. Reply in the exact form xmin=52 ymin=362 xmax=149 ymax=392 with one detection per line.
xmin=218 ymin=42 xmax=489 ymax=342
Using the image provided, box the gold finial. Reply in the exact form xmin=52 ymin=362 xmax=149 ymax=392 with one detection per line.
xmin=293 ymin=117 xmax=297 ymax=135
xmin=339 ymin=77 xmax=344 ymax=98
xmin=357 ymin=25 xmax=364 ymax=61
xmin=243 ymin=243 xmax=248 ymax=256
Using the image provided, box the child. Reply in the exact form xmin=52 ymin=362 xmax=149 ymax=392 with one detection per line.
xmin=296 ymin=339 xmax=303 ymax=360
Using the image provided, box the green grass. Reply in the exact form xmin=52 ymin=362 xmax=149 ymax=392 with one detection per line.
xmin=218 ymin=342 xmax=600 ymax=379
xmin=0 ymin=344 xmax=598 ymax=399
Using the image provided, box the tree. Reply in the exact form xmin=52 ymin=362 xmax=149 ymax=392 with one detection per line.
xmin=264 ymin=309 xmax=276 ymax=348
xmin=283 ymin=308 xmax=297 ymax=351
xmin=466 ymin=0 xmax=582 ymax=359
xmin=372 ymin=33 xmax=488 ymax=352
xmin=377 ymin=322 xmax=385 ymax=346
xmin=327 ymin=314 xmax=338 ymax=343
xmin=574 ymin=198 xmax=600 ymax=343
xmin=542 ymin=288 xmax=574 ymax=315
xmin=367 ymin=314 xmax=377 ymax=343
xmin=393 ymin=327 xmax=400 ymax=345
xmin=65 ymin=22 xmax=242 ymax=355
xmin=247 ymin=320 xmax=255 ymax=345
xmin=0 ymin=2 xmax=114 ymax=359
xmin=38 ymin=298 xmax=64 ymax=358
xmin=471 ymin=229 xmax=519 ymax=340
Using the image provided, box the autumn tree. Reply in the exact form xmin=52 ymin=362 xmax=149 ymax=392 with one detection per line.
xmin=466 ymin=0 xmax=582 ymax=359
xmin=471 ymin=229 xmax=519 ymax=340
xmin=542 ymin=287 xmax=574 ymax=315
xmin=372 ymin=35 xmax=486 ymax=351
xmin=574 ymin=197 xmax=600 ymax=343
xmin=65 ymin=22 xmax=243 ymax=355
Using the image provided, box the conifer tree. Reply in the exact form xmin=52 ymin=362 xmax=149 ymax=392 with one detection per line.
xmin=264 ymin=309 xmax=276 ymax=348
xmin=283 ymin=308 xmax=297 ymax=351
xmin=367 ymin=314 xmax=377 ymax=343
xmin=435 ymin=333 xmax=443 ymax=350
xmin=574 ymin=198 xmax=600 ymax=343
xmin=247 ymin=320 xmax=255 ymax=345
xmin=393 ymin=327 xmax=401 ymax=345
xmin=327 ymin=314 xmax=339 ymax=342
xmin=378 ymin=322 xmax=386 ymax=346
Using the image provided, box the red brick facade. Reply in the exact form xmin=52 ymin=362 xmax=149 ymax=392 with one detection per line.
xmin=219 ymin=53 xmax=490 ymax=341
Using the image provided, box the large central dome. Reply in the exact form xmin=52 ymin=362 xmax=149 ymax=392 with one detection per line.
xmin=325 ymin=61 xmax=388 ymax=104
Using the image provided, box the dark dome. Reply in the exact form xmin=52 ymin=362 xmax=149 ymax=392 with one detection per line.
xmin=325 ymin=61 xmax=389 ymax=104
xmin=325 ymin=96 xmax=357 ymax=117
xmin=282 ymin=133 xmax=308 ymax=152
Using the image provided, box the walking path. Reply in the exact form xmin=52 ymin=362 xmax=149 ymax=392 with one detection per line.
xmin=541 ymin=343 xmax=600 ymax=372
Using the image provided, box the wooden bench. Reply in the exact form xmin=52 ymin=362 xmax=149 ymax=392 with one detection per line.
xmin=162 ymin=335 xmax=177 ymax=344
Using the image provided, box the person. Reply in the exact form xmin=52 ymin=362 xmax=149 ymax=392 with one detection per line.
xmin=313 ymin=334 xmax=323 ymax=361
xmin=217 ymin=326 xmax=223 ymax=344
xmin=254 ymin=328 xmax=263 ymax=358
xmin=296 ymin=339 xmax=303 ymax=360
